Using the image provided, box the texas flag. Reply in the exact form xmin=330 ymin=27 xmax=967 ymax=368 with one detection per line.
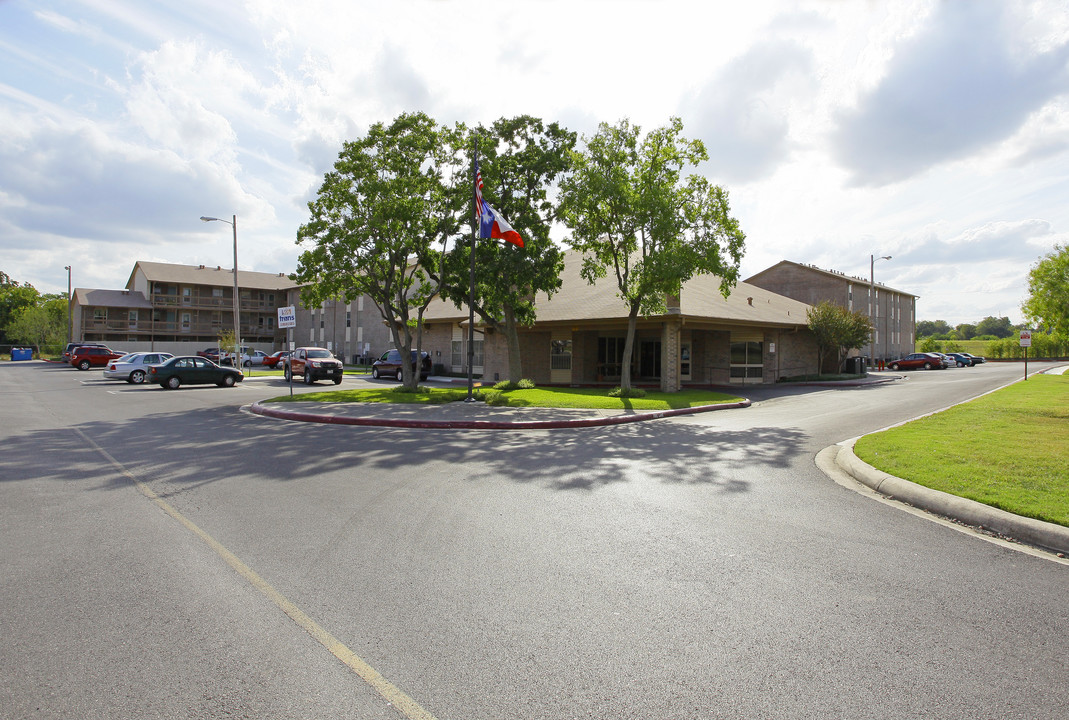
xmin=475 ymin=160 xmax=524 ymax=248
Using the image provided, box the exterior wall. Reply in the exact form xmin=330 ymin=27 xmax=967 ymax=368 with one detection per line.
xmin=287 ymin=290 xmax=393 ymax=363
xmin=769 ymin=328 xmax=818 ymax=379
xmin=748 ymin=263 xmax=916 ymax=364
xmin=519 ymin=330 xmax=552 ymax=384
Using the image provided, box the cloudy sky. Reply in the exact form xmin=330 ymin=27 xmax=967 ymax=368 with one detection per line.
xmin=3 ymin=0 xmax=1069 ymax=325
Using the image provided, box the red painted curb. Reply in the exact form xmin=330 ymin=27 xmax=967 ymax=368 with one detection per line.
xmin=248 ymin=399 xmax=751 ymax=430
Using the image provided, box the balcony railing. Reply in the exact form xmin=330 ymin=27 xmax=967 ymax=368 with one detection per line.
xmin=151 ymin=295 xmax=280 ymax=312
xmin=82 ymin=319 xmax=276 ymax=338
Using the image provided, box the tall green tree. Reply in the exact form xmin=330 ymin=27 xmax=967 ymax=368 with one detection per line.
xmin=435 ymin=117 xmax=575 ymax=382
xmin=6 ymin=298 xmax=66 ymax=352
xmin=974 ymin=315 xmax=1014 ymax=339
xmin=558 ymin=117 xmax=745 ymax=392
xmin=292 ymin=112 xmax=464 ymax=389
xmin=1023 ymin=244 xmax=1069 ymax=336
xmin=916 ymin=319 xmax=951 ymax=338
xmin=806 ymin=301 xmax=872 ymax=373
xmin=0 ymin=276 xmax=41 ymax=344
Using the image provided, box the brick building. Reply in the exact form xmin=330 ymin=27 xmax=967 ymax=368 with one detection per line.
xmin=744 ymin=260 xmax=917 ymax=365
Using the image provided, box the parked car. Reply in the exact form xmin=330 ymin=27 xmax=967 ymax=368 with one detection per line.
xmin=944 ymin=353 xmax=975 ymax=368
xmin=149 ymin=356 xmax=244 ymax=389
xmin=960 ymin=352 xmax=986 ymax=365
xmin=63 ymin=342 xmax=107 ymax=363
xmin=196 ymin=347 xmax=221 ymax=362
xmin=262 ymin=350 xmax=290 ymax=368
xmin=234 ymin=350 xmax=269 ymax=367
xmin=371 ymin=349 xmax=432 ymax=381
xmin=103 ymin=352 xmax=174 ymax=383
xmin=887 ymin=352 xmax=947 ymax=371
xmin=70 ymin=346 xmax=124 ymax=370
xmin=284 ymin=347 xmax=344 ymax=385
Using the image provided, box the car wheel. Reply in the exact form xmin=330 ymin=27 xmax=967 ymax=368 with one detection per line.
xmin=923 ymin=362 xmax=932 ymax=370
xmin=243 ymin=360 xmax=251 ymax=367
xmin=396 ymin=368 xmax=403 ymax=382
xmin=372 ymin=367 xmax=380 ymax=379
xmin=889 ymin=363 xmax=899 ymax=370
xmin=166 ymin=376 xmax=181 ymax=390
xmin=78 ymin=360 xmax=91 ymax=370
xmin=304 ymin=371 xmax=314 ymax=385
xmin=284 ymin=367 xmax=291 ymax=382
xmin=222 ymin=374 xmax=236 ymax=387
xmin=130 ymin=370 xmax=145 ymax=384
xmin=333 ymin=376 xmax=342 ymax=385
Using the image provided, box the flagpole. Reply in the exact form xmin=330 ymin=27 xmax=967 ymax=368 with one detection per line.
xmin=467 ymin=139 xmax=477 ymax=402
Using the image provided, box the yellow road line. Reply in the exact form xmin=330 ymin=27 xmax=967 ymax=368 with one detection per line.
xmin=74 ymin=426 xmax=439 ymax=720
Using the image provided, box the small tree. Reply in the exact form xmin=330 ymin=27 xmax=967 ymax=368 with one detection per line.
xmin=218 ymin=329 xmax=238 ymax=366
xmin=807 ymin=301 xmax=872 ymax=373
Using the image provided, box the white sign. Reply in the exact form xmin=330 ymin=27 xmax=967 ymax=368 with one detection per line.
xmin=1020 ymin=330 xmax=1032 ymax=347
xmin=277 ymin=305 xmax=296 ymax=328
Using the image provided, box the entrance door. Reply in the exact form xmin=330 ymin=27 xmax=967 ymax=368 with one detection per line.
xmin=639 ymin=340 xmax=661 ymax=379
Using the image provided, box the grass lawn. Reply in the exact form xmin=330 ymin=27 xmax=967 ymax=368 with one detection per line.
xmin=264 ymin=385 xmax=745 ymax=410
xmin=854 ymin=374 xmax=1069 ymax=527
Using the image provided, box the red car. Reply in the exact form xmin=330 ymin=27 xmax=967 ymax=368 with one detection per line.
xmin=887 ymin=352 xmax=947 ymax=371
xmin=71 ymin=346 xmax=124 ymax=370
xmin=262 ymin=350 xmax=291 ymax=368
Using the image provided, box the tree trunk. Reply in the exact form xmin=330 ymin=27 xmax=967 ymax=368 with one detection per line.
xmin=620 ymin=303 xmax=640 ymax=391
xmin=503 ymin=303 xmax=523 ymax=383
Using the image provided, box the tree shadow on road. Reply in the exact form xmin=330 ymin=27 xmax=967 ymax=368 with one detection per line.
xmin=0 ymin=404 xmax=808 ymax=498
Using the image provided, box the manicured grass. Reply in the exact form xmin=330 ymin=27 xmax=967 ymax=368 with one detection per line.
xmin=854 ymin=374 xmax=1069 ymax=527
xmin=264 ymin=385 xmax=744 ymax=410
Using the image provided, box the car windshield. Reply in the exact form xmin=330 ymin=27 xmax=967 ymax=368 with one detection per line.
xmin=307 ymin=349 xmax=332 ymax=359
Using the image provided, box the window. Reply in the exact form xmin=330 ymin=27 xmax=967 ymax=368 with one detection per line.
xmin=550 ymin=339 xmax=572 ymax=371
xmin=346 ymin=311 xmax=351 ymax=328
xmin=597 ymin=337 xmax=625 ymax=379
xmin=452 ymin=340 xmax=463 ymax=368
xmin=93 ymin=308 xmax=106 ymax=321
xmin=213 ymin=288 xmax=224 ymax=297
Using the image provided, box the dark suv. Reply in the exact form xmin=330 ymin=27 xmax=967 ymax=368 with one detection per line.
xmin=371 ymin=349 xmax=432 ymax=381
xmin=70 ymin=346 xmax=123 ymax=370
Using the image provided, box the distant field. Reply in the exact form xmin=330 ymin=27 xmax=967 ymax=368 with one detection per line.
xmin=914 ymin=339 xmax=994 ymax=355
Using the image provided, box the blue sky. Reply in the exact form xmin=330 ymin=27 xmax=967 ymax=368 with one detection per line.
xmin=2 ymin=0 xmax=1068 ymax=324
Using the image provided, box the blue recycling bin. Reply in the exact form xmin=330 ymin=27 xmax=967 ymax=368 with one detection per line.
xmin=11 ymin=347 xmax=32 ymax=361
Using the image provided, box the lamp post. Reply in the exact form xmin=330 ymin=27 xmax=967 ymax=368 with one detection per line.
xmin=869 ymin=254 xmax=892 ymax=367
xmin=200 ymin=215 xmax=240 ymax=366
xmin=64 ymin=265 xmax=72 ymax=346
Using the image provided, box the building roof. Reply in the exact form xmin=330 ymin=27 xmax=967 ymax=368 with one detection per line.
xmin=745 ymin=260 xmax=918 ymax=298
xmin=127 ymin=261 xmax=295 ymax=291
xmin=73 ymin=288 xmax=154 ymax=309
xmin=423 ymin=250 xmax=811 ymax=328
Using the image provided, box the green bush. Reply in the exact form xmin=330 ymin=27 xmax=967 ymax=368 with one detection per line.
xmin=608 ymin=386 xmax=647 ymax=398
xmin=492 ymin=378 xmax=536 ymax=391
xmin=482 ymin=389 xmax=511 ymax=406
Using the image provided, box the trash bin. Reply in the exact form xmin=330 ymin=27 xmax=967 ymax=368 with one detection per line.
xmin=11 ymin=347 xmax=32 ymax=361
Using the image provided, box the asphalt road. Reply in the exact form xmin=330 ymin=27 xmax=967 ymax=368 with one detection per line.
xmin=1 ymin=361 xmax=1066 ymax=719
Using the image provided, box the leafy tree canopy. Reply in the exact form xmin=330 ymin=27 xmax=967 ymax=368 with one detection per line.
xmin=807 ymin=301 xmax=872 ymax=373
xmin=292 ymin=112 xmax=465 ymax=388
xmin=558 ymin=117 xmax=745 ymax=390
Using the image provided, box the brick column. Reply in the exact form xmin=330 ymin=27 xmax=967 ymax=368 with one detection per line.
xmin=661 ymin=316 xmax=682 ymax=392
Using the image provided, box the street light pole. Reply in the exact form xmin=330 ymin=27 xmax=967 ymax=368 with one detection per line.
xmin=64 ymin=265 xmax=72 ymax=346
xmin=869 ymin=254 xmax=892 ymax=368
xmin=200 ymin=215 xmax=240 ymax=366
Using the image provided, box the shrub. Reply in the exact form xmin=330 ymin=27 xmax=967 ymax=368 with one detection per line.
xmin=608 ymin=386 xmax=646 ymax=398
xmin=482 ymin=389 xmax=511 ymax=406
xmin=492 ymin=378 xmax=536 ymax=391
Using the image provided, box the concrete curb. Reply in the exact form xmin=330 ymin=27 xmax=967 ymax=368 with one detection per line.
xmin=248 ymin=398 xmax=751 ymax=430
xmin=835 ymin=439 xmax=1069 ymax=555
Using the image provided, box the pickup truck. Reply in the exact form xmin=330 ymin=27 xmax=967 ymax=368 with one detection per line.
xmin=283 ymin=347 xmax=344 ymax=385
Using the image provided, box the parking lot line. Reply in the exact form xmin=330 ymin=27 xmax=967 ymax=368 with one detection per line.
xmin=71 ymin=425 xmax=440 ymax=720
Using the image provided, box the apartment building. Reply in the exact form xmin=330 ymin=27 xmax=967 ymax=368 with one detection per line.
xmin=73 ymin=261 xmax=293 ymax=354
xmin=744 ymin=260 xmax=918 ymax=363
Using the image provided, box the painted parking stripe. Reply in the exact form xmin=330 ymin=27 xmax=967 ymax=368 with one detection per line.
xmin=72 ymin=426 xmax=440 ymax=720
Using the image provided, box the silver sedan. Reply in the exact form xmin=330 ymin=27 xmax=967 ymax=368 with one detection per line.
xmin=103 ymin=352 xmax=174 ymax=384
